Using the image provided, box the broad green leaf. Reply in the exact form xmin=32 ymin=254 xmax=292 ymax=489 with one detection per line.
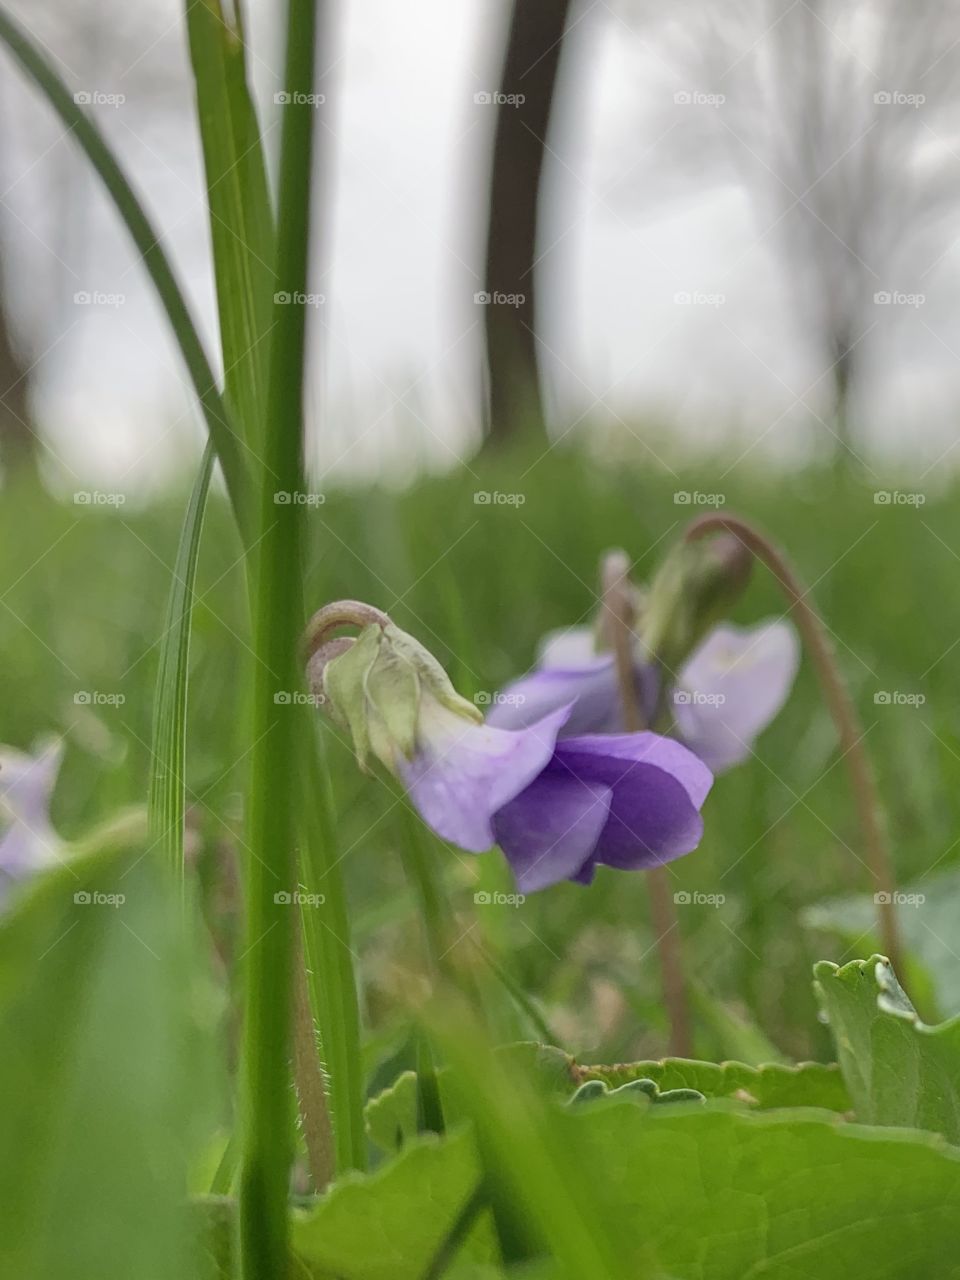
xmin=815 ymin=954 xmax=960 ymax=1139
xmin=0 ymin=845 xmax=214 ymax=1280
xmin=571 ymin=1102 xmax=960 ymax=1279
xmin=292 ymin=1130 xmax=495 ymax=1279
xmin=576 ymin=1056 xmax=850 ymax=1111
xmin=288 ymin=1101 xmax=960 ymax=1278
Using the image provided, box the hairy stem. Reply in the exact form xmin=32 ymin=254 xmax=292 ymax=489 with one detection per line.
xmin=601 ymin=549 xmax=693 ymax=1056
xmin=292 ymin=923 xmax=335 ymax=1192
xmin=684 ymin=513 xmax=904 ymax=978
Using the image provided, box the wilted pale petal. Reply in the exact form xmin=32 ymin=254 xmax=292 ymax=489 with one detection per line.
xmin=399 ymin=700 xmax=571 ymax=853
xmin=552 ymin=732 xmax=713 ymax=882
xmin=673 ymin=619 xmax=800 ymax=772
xmin=485 ymin=657 xmax=621 ymax=736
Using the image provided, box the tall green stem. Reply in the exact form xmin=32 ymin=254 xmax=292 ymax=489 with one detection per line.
xmin=239 ymin=0 xmax=318 ymax=1274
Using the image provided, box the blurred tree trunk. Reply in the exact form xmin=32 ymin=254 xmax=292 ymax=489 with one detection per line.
xmin=481 ymin=0 xmax=575 ymax=448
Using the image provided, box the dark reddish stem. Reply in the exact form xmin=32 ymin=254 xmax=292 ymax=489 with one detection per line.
xmin=684 ymin=513 xmax=904 ymax=979
xmin=601 ymin=550 xmax=693 ymax=1056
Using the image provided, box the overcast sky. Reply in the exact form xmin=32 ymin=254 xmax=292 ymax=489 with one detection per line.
xmin=2 ymin=0 xmax=960 ymax=499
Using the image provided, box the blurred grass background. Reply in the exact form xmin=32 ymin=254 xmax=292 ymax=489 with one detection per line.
xmin=3 ymin=446 xmax=958 ymax=1072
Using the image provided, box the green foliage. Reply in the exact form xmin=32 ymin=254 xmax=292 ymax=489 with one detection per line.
xmin=0 ymin=844 xmax=216 ymax=1280
xmin=576 ymin=1056 xmax=851 ymax=1110
xmin=815 ymin=955 xmax=960 ymax=1139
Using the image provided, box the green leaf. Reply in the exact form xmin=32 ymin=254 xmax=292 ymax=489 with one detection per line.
xmin=0 ymin=6 xmax=251 ymax=537
xmin=575 ymin=1056 xmax=850 ymax=1111
xmin=185 ymin=0 xmax=275 ymax=452
xmin=0 ymin=845 xmax=214 ymax=1280
xmin=805 ymin=868 xmax=960 ymax=1015
xmin=571 ymin=1102 xmax=960 ymax=1278
xmin=148 ymin=442 xmax=215 ymax=884
xmin=292 ymin=1130 xmax=495 ymax=1280
xmin=815 ymin=954 xmax=960 ymax=1140
xmin=365 ymin=1046 xmax=577 ymax=1155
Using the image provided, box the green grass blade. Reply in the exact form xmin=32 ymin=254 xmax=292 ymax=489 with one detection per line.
xmin=147 ymin=442 xmax=215 ymax=886
xmin=0 ymin=5 xmax=252 ymax=538
xmin=239 ymin=0 xmax=319 ymax=1273
xmin=184 ymin=0 xmax=275 ymax=451
xmin=298 ymin=749 xmax=366 ymax=1172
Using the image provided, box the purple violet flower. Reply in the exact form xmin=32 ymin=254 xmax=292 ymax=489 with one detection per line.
xmin=399 ymin=700 xmax=711 ymax=892
xmin=487 ymin=618 xmax=799 ymax=773
xmin=310 ymin=609 xmax=712 ymax=893
xmin=0 ymin=739 xmax=64 ymax=904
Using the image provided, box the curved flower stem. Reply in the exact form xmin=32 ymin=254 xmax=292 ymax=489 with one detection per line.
xmin=684 ymin=513 xmax=904 ymax=979
xmin=303 ymin=600 xmax=391 ymax=661
xmin=601 ymin=550 xmax=693 ymax=1056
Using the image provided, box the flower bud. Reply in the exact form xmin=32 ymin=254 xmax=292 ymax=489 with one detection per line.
xmin=309 ymin=612 xmax=481 ymax=774
xmin=641 ymin=534 xmax=752 ymax=673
